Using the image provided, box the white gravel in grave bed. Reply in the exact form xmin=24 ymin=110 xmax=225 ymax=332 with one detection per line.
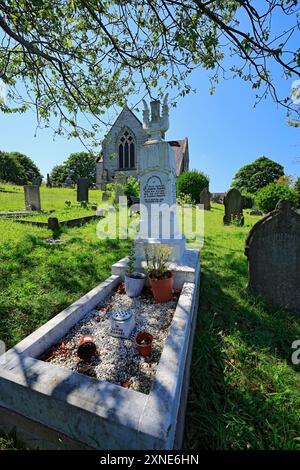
xmin=41 ymin=285 xmax=180 ymax=394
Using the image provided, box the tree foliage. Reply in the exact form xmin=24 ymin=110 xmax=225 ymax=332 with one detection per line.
xmin=231 ymin=156 xmax=284 ymax=194
xmin=0 ymin=1 xmax=299 ymax=142
xmin=176 ymin=169 xmax=209 ymax=204
xmin=50 ymin=164 xmax=67 ymax=186
xmin=256 ymin=182 xmax=298 ymax=213
xmin=65 ymin=152 xmax=96 ymax=185
xmin=50 ymin=152 xmax=96 ymax=186
xmin=294 ymin=176 xmax=300 ymax=194
xmin=0 ymin=150 xmax=41 ymax=184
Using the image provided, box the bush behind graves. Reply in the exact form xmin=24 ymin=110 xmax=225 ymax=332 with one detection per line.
xmin=176 ymin=169 xmax=209 ymax=204
xmin=256 ymin=183 xmax=298 ymax=213
xmin=241 ymin=191 xmax=255 ymax=209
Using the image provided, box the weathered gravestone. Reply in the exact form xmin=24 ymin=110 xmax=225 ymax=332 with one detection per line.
xmin=64 ymin=172 xmax=73 ymax=188
xmin=200 ymin=187 xmax=211 ymax=210
xmin=245 ymin=200 xmax=300 ymax=313
xmin=48 ymin=217 xmax=59 ymax=231
xmin=114 ymin=172 xmax=127 ymax=202
xmin=102 ymin=192 xmax=110 ymax=202
xmin=223 ymin=188 xmax=244 ymax=226
xmin=77 ymin=178 xmax=89 ymax=202
xmin=46 ymin=173 xmax=52 ymax=188
xmin=24 ymin=185 xmax=41 ymax=211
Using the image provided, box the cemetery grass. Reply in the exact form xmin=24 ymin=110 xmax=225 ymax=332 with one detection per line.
xmin=0 ymin=184 xmax=104 ymax=214
xmin=185 ymin=204 xmax=300 ymax=450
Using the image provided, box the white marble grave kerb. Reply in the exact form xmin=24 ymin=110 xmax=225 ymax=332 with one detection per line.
xmin=134 ymin=96 xmax=186 ymax=262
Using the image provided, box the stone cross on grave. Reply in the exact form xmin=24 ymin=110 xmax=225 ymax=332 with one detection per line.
xmin=134 ymin=95 xmax=185 ymax=262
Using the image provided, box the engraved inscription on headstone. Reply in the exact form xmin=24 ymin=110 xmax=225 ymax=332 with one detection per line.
xmin=143 ymin=175 xmax=166 ymax=204
xmin=245 ymin=200 xmax=300 ymax=313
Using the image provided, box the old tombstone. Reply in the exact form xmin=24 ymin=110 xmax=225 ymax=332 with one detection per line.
xmin=46 ymin=173 xmax=52 ymax=188
xmin=245 ymin=200 xmax=300 ymax=312
xmin=24 ymin=185 xmax=41 ymax=211
xmin=48 ymin=217 xmax=59 ymax=231
xmin=200 ymin=187 xmax=211 ymax=210
xmin=223 ymin=188 xmax=244 ymax=226
xmin=77 ymin=178 xmax=89 ymax=203
xmin=135 ymin=95 xmax=185 ymax=261
xmin=102 ymin=192 xmax=110 ymax=202
xmin=114 ymin=172 xmax=127 ymax=202
xmin=64 ymin=172 xmax=73 ymax=188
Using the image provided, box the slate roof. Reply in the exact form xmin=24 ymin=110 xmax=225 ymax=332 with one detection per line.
xmin=168 ymin=138 xmax=188 ymax=176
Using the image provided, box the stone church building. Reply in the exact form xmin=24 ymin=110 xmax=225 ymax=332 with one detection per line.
xmin=96 ymin=106 xmax=189 ymax=188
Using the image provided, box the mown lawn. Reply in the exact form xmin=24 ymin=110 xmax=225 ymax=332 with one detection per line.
xmin=0 ymin=184 xmax=105 ymax=217
xmin=0 ymin=200 xmax=299 ymax=450
xmin=185 ymin=204 xmax=300 ymax=450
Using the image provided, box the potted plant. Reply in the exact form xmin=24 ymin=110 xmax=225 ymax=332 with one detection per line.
xmin=145 ymin=244 xmax=174 ymax=302
xmin=124 ymin=248 xmax=146 ymax=298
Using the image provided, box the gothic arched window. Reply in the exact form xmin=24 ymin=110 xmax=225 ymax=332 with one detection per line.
xmin=118 ymin=130 xmax=135 ymax=169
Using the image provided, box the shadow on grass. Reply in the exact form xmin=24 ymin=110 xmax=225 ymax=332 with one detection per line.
xmin=184 ymin=243 xmax=300 ymax=450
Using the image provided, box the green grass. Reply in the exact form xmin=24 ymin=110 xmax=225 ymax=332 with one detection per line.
xmin=0 ymin=198 xmax=299 ymax=450
xmin=185 ymin=204 xmax=300 ymax=450
xmin=0 ymin=184 xmax=104 ymax=212
xmin=0 ymin=219 xmax=130 ymax=350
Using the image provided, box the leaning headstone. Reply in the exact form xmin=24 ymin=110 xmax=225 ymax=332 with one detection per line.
xmin=24 ymin=185 xmax=41 ymax=211
xmin=245 ymin=200 xmax=300 ymax=312
xmin=77 ymin=178 xmax=89 ymax=202
xmin=200 ymin=187 xmax=211 ymax=210
xmin=223 ymin=188 xmax=244 ymax=225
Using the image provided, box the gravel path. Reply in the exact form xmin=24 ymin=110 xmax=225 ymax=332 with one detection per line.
xmin=41 ymin=284 xmax=178 ymax=394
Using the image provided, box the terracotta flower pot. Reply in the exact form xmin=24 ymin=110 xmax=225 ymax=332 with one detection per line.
xmin=77 ymin=336 xmax=97 ymax=361
xmin=135 ymin=332 xmax=153 ymax=357
xmin=149 ymin=271 xmax=174 ymax=302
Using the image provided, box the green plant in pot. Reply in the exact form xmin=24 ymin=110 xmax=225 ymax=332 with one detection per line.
xmin=145 ymin=244 xmax=174 ymax=302
xmin=124 ymin=248 xmax=146 ymax=298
